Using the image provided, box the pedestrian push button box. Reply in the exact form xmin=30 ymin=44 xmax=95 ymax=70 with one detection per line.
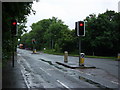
xmin=80 ymin=53 xmax=85 ymax=66
xmin=80 ymin=53 xmax=85 ymax=58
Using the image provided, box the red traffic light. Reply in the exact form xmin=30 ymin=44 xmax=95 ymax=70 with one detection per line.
xmin=79 ymin=23 xmax=83 ymax=26
xmin=12 ymin=22 xmax=17 ymax=25
xmin=11 ymin=19 xmax=17 ymax=36
xmin=32 ymin=40 xmax=35 ymax=41
xmin=75 ymin=21 xmax=85 ymax=36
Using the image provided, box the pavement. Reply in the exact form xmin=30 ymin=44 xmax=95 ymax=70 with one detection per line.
xmin=2 ymin=58 xmax=28 ymax=89
xmin=56 ymin=61 xmax=96 ymax=69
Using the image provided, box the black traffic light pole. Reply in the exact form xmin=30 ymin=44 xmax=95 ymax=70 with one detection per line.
xmin=32 ymin=39 xmax=36 ymax=53
xmin=79 ymin=36 xmax=81 ymax=66
xmin=11 ymin=19 xmax=17 ymax=67
xmin=76 ymin=21 xmax=85 ymax=66
xmin=12 ymin=36 xmax=14 ymax=67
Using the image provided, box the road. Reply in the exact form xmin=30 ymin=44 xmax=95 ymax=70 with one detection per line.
xmin=17 ymin=48 xmax=119 ymax=89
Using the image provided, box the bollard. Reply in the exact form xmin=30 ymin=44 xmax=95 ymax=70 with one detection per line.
xmin=117 ymin=53 xmax=120 ymax=60
xmin=80 ymin=53 xmax=85 ymax=66
xmin=44 ymin=48 xmax=46 ymax=50
xmin=34 ymin=49 xmax=36 ymax=53
xmin=33 ymin=49 xmax=34 ymax=53
xmin=64 ymin=51 xmax=68 ymax=63
xmin=33 ymin=49 xmax=36 ymax=53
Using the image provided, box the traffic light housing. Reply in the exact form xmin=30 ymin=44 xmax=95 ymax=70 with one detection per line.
xmin=75 ymin=22 xmax=77 ymax=36
xmin=11 ymin=19 xmax=17 ymax=36
xmin=75 ymin=21 xmax=85 ymax=36
xmin=78 ymin=21 xmax=85 ymax=36
xmin=32 ymin=39 xmax=36 ymax=44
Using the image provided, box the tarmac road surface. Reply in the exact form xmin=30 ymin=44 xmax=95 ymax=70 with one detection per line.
xmin=17 ymin=49 xmax=119 ymax=89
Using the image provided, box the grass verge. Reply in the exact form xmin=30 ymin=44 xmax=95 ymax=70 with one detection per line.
xmin=43 ymin=49 xmax=116 ymax=59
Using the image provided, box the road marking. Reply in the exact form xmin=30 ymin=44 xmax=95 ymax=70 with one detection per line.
xmin=47 ymin=68 xmax=55 ymax=71
xmin=80 ymin=71 xmax=84 ymax=73
xmin=39 ymin=67 xmax=52 ymax=76
xmin=86 ymin=73 xmax=91 ymax=76
xmin=17 ymin=54 xmax=21 ymax=56
xmin=57 ymin=80 xmax=69 ymax=89
xmin=20 ymin=69 xmax=30 ymax=88
xmin=17 ymin=57 xmax=30 ymax=88
xmin=111 ymin=81 xmax=119 ymax=85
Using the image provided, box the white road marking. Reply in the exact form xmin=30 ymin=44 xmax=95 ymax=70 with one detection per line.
xmin=47 ymin=68 xmax=55 ymax=71
xmin=39 ymin=67 xmax=52 ymax=76
xmin=57 ymin=80 xmax=69 ymax=89
xmin=17 ymin=58 xmax=30 ymax=88
xmin=86 ymin=73 xmax=91 ymax=76
xmin=80 ymin=71 xmax=84 ymax=73
xmin=20 ymin=69 xmax=30 ymax=88
xmin=111 ymin=81 xmax=119 ymax=85
xmin=17 ymin=54 xmax=34 ymax=89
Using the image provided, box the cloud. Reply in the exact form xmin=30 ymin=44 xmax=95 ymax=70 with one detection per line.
xmin=26 ymin=0 xmax=119 ymax=31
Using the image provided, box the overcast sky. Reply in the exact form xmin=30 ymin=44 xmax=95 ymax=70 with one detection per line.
xmin=26 ymin=0 xmax=119 ymax=31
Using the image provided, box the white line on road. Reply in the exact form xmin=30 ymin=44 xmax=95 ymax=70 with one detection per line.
xmin=17 ymin=54 xmax=32 ymax=89
xmin=111 ymin=81 xmax=119 ymax=85
xmin=85 ymin=73 xmax=91 ymax=76
xmin=79 ymin=71 xmax=84 ymax=73
xmin=17 ymin=58 xmax=30 ymax=88
xmin=47 ymin=68 xmax=55 ymax=71
xmin=39 ymin=67 xmax=52 ymax=76
xmin=20 ymin=69 xmax=30 ymax=88
xmin=57 ymin=80 xmax=70 ymax=89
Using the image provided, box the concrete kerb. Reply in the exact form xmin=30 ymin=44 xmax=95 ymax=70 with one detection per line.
xmin=56 ymin=62 xmax=96 ymax=69
xmin=31 ymin=52 xmax=40 ymax=54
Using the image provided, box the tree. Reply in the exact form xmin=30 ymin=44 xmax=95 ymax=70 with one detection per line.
xmin=21 ymin=17 xmax=70 ymax=52
xmin=44 ymin=17 xmax=69 ymax=51
xmin=20 ymin=10 xmax=119 ymax=56
xmin=84 ymin=10 xmax=120 ymax=56
xmin=2 ymin=2 xmax=35 ymax=61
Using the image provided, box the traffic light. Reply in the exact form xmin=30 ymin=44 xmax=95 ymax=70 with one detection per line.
xmin=78 ymin=21 xmax=85 ymax=36
xmin=75 ymin=21 xmax=85 ymax=36
xmin=75 ymin=22 xmax=77 ymax=36
xmin=11 ymin=19 xmax=17 ymax=36
xmin=32 ymin=39 xmax=36 ymax=44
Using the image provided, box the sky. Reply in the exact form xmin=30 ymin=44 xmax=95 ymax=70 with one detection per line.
xmin=26 ymin=0 xmax=119 ymax=31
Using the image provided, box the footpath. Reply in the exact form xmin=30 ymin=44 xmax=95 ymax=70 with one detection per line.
xmin=2 ymin=58 xmax=28 ymax=89
xmin=56 ymin=60 xmax=96 ymax=69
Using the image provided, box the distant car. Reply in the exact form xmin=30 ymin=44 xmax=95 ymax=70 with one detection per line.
xmin=19 ymin=44 xmax=24 ymax=49
xmin=25 ymin=48 xmax=32 ymax=50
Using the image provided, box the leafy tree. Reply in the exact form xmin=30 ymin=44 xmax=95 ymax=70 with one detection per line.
xmin=21 ymin=17 xmax=71 ymax=52
xmin=21 ymin=10 xmax=120 ymax=56
xmin=44 ymin=17 xmax=69 ymax=51
xmin=84 ymin=10 xmax=120 ymax=56
xmin=2 ymin=2 xmax=34 ymax=61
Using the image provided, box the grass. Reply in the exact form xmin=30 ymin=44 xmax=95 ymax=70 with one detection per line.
xmin=85 ymin=55 xmax=116 ymax=59
xmin=43 ymin=49 xmax=64 ymax=55
xmin=43 ymin=49 xmax=116 ymax=59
